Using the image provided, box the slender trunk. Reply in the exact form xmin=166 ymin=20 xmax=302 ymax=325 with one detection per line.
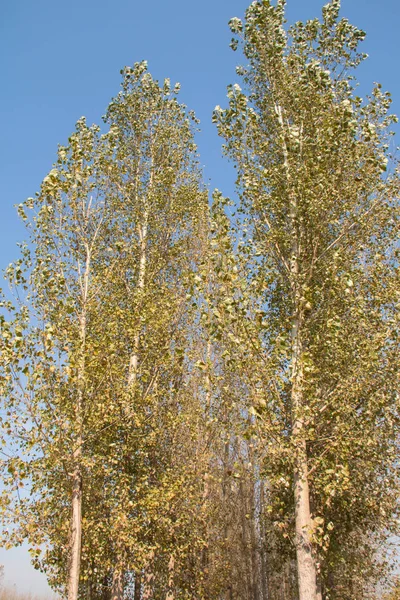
xmin=134 ymin=572 xmax=142 ymax=600
xmin=68 ymin=241 xmax=90 ymax=600
xmin=201 ymin=338 xmax=212 ymax=577
xmin=291 ymin=290 xmax=318 ymax=600
xmin=259 ymin=483 xmax=269 ymax=600
xmin=239 ymin=478 xmax=252 ymax=600
xmin=222 ymin=439 xmax=232 ymax=600
xmin=275 ymin=101 xmax=318 ymax=600
xmin=250 ymin=496 xmax=259 ymax=600
xmin=247 ymin=449 xmax=259 ymax=600
xmin=68 ymin=461 xmax=82 ymax=600
xmin=128 ymin=209 xmax=148 ymax=384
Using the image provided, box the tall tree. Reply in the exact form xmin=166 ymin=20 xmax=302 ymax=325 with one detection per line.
xmin=97 ymin=62 xmax=206 ymax=599
xmin=0 ymin=63 xmax=207 ymax=600
xmin=214 ymin=1 xmax=400 ymax=598
xmin=0 ymin=118 xmax=115 ymax=600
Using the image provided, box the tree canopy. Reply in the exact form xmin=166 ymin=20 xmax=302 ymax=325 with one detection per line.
xmin=0 ymin=2 xmax=399 ymax=600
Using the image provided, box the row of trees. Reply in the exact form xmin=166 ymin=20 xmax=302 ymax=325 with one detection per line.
xmin=0 ymin=1 xmax=399 ymax=599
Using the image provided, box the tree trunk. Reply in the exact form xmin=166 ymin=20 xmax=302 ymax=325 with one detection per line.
xmin=294 ymin=439 xmax=317 ymax=599
xmin=247 ymin=450 xmax=259 ymax=600
xmin=259 ymin=483 xmax=269 ymax=600
xmin=112 ymin=201 xmax=149 ymax=600
xmin=275 ymin=100 xmax=318 ymax=600
xmin=239 ymin=478 xmax=252 ymax=599
xmin=67 ymin=248 xmax=89 ymax=600
xmin=291 ymin=314 xmax=318 ymax=600
xmin=134 ymin=571 xmax=142 ymax=600
xmin=222 ymin=440 xmax=232 ymax=600
xmin=67 ymin=464 xmax=82 ymax=600
xmin=128 ymin=210 xmax=148 ymax=384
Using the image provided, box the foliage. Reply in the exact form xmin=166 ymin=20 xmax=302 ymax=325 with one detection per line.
xmin=0 ymin=2 xmax=399 ymax=600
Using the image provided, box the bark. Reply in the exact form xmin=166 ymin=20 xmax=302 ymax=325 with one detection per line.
xmin=134 ymin=572 xmax=142 ymax=600
xmin=239 ymin=479 xmax=252 ymax=599
xmin=259 ymin=483 xmax=269 ymax=600
xmin=222 ymin=440 xmax=232 ymax=600
xmin=291 ymin=264 xmax=318 ymax=600
xmin=247 ymin=450 xmax=259 ymax=600
xmin=67 ymin=462 xmax=82 ymax=600
xmin=292 ymin=343 xmax=318 ymax=600
xmin=200 ymin=338 xmax=212 ymax=579
xmin=128 ymin=209 xmax=148 ymax=385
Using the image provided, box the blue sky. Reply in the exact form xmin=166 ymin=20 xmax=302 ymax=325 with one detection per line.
xmin=0 ymin=0 xmax=399 ymax=595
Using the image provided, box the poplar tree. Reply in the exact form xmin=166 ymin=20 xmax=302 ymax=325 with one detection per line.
xmin=214 ymin=1 xmax=400 ymax=598
xmin=0 ymin=118 xmax=115 ymax=600
xmin=0 ymin=63 xmax=207 ymax=600
xmin=97 ymin=62 xmax=206 ymax=600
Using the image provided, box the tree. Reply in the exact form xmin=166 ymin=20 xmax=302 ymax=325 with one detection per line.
xmin=0 ymin=117 xmax=115 ymax=600
xmin=94 ymin=62 xmax=206 ymax=599
xmin=214 ymin=1 xmax=400 ymax=598
xmin=0 ymin=63 xmax=207 ymax=600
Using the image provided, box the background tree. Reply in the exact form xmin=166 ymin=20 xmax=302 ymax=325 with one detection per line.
xmin=93 ymin=63 xmax=207 ymax=600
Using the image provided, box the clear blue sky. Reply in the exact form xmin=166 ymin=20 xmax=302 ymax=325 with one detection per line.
xmin=0 ymin=0 xmax=399 ymax=595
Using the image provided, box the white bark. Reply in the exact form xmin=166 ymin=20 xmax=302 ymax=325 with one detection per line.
xmin=290 ymin=196 xmax=318 ymax=600
xmin=67 ymin=462 xmax=82 ymax=600
xmin=291 ymin=295 xmax=317 ymax=600
xmin=275 ymin=102 xmax=318 ymax=600
xmin=128 ymin=210 xmax=148 ymax=386
xmin=67 ymin=245 xmax=90 ymax=600
xmin=290 ymin=217 xmax=318 ymax=600
xmin=293 ymin=417 xmax=318 ymax=600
